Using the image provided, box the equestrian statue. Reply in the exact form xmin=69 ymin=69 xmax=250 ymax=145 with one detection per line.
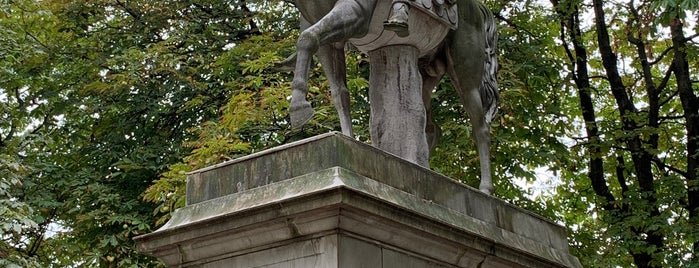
xmin=287 ymin=0 xmax=499 ymax=194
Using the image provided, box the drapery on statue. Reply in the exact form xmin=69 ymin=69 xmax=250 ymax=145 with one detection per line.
xmin=288 ymin=0 xmax=499 ymax=194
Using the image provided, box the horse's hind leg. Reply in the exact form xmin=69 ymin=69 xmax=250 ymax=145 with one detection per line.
xmin=447 ymin=54 xmax=493 ymax=194
xmin=444 ymin=6 xmax=493 ymax=193
xmin=290 ymin=0 xmax=373 ymax=128
xmin=317 ymin=43 xmax=353 ymax=136
xmin=463 ymin=86 xmax=493 ymax=195
xmin=450 ymin=76 xmax=493 ymax=195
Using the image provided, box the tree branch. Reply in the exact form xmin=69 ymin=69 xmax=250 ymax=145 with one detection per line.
xmin=657 ymin=61 xmax=675 ymax=93
xmin=493 ymin=12 xmax=541 ymax=43
xmin=2 ymin=87 xmax=26 ymax=149
xmin=658 ymin=115 xmax=685 ymax=122
xmin=114 ymin=0 xmax=141 ymax=21
xmin=558 ymin=21 xmax=577 ymax=79
xmin=627 ymin=1 xmax=660 ymax=149
xmin=616 ymin=154 xmax=630 ymax=195
xmin=648 ymin=45 xmax=674 ymax=65
xmin=651 ymin=156 xmax=688 ymax=177
xmin=659 ymin=89 xmax=679 ymax=108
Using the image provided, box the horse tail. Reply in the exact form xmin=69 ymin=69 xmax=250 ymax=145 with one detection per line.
xmin=479 ymin=4 xmax=499 ymax=124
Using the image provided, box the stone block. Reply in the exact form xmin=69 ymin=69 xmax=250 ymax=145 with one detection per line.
xmin=135 ymin=132 xmax=582 ymax=268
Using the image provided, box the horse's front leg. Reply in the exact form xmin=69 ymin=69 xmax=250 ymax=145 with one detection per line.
xmin=289 ymin=27 xmax=315 ymax=128
xmin=290 ymin=0 xmax=374 ymax=129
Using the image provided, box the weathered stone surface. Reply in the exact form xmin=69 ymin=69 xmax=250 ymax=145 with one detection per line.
xmin=135 ymin=132 xmax=581 ymax=268
xmin=369 ymin=45 xmax=429 ymax=167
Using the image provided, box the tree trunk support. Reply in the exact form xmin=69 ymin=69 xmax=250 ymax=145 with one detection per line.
xmin=368 ymin=45 xmax=429 ymax=167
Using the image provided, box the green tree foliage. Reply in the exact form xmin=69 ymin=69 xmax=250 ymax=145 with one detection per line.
xmin=1 ymin=0 xmax=295 ymax=266
xmin=1 ymin=0 xmax=697 ymax=267
xmin=545 ymin=0 xmax=699 ymax=266
xmin=1 ymin=1 xmax=66 ymax=266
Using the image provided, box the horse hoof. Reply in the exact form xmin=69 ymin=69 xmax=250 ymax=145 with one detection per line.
xmin=290 ymin=101 xmax=313 ymax=129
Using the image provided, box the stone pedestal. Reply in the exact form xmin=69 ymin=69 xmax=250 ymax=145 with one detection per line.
xmin=134 ymin=132 xmax=582 ymax=268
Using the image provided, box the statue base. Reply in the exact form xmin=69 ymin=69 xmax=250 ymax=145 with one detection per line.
xmin=134 ymin=132 xmax=581 ymax=268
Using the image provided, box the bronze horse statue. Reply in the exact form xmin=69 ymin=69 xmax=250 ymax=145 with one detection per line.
xmin=288 ymin=0 xmax=499 ymax=194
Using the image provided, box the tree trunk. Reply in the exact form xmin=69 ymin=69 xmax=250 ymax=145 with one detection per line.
xmin=551 ymin=0 xmax=615 ymax=209
xmin=670 ymin=16 xmax=699 ymax=259
xmin=591 ymin=0 xmax=664 ymax=266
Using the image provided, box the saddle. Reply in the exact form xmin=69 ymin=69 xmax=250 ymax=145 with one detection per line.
xmin=395 ymin=0 xmax=458 ymax=29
